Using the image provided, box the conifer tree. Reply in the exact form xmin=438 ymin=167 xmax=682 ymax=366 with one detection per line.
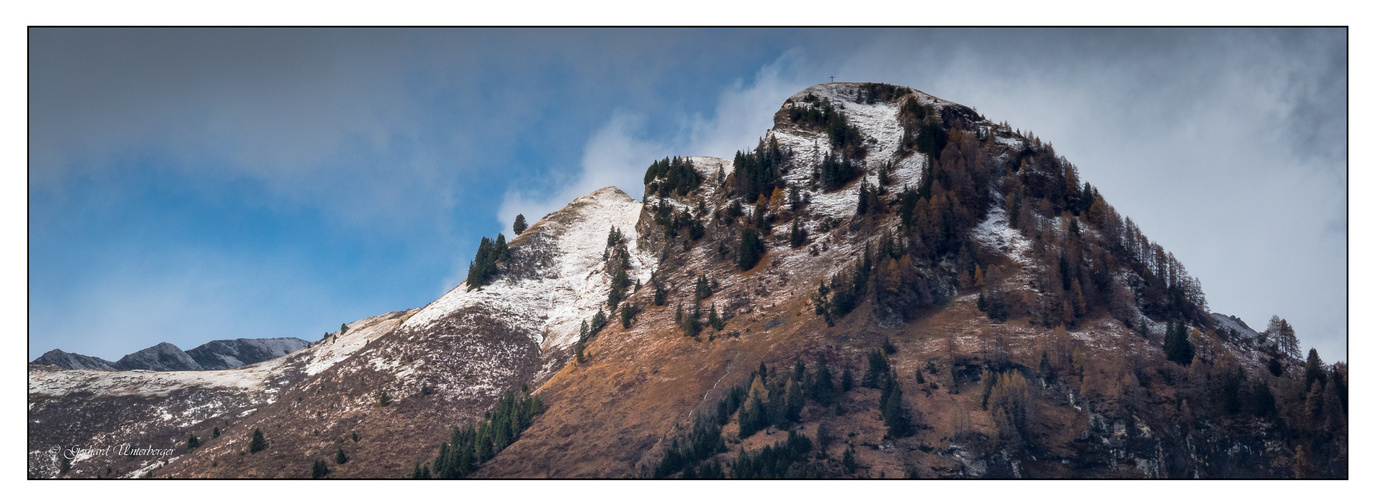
xmin=812 ymin=359 xmax=835 ymax=406
xmin=708 ymin=303 xmax=723 ymax=331
xmin=249 ymin=428 xmax=266 ymax=454
xmin=513 ymin=214 xmax=528 ymax=235
xmin=187 ymin=434 xmax=199 ymax=450
xmin=841 ymin=445 xmax=857 ymax=474
xmin=1164 ymin=322 xmax=1194 ymax=365
xmin=212 ymin=426 xmax=220 ymax=439
xmin=879 ymin=370 xmax=914 ymax=438
xmin=737 ymin=228 xmax=765 ymax=270
xmin=1304 ymin=348 xmax=1326 ymax=391
xmin=312 ymin=458 xmax=330 ymax=478
xmin=335 ymin=447 xmax=349 ymax=465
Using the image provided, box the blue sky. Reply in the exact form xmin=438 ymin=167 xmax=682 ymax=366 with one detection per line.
xmin=28 ymin=28 xmax=1347 ymax=362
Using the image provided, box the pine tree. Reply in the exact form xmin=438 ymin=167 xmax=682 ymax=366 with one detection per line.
xmin=335 ymin=447 xmax=349 ymax=465
xmin=1304 ymin=348 xmax=1326 ymax=391
xmin=841 ymin=368 xmax=854 ymax=392
xmin=856 ymin=180 xmax=870 ymax=215
xmin=708 ymin=303 xmax=723 ymax=331
xmin=1164 ymin=322 xmax=1194 ymax=365
xmin=879 ymin=370 xmax=913 ymax=438
xmin=212 ymin=426 xmax=220 ymax=439
xmin=513 ymin=214 xmax=528 ymax=235
xmin=812 ymin=359 xmax=835 ymax=406
xmin=311 ymin=458 xmax=330 ymax=478
xmin=736 ymin=228 xmax=765 ymax=270
xmin=187 ymin=434 xmax=200 ymax=450
xmin=249 ymin=428 xmax=266 ymax=453
xmin=695 ymin=274 xmax=712 ymax=300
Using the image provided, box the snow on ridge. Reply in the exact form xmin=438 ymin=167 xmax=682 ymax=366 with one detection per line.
xmin=27 ymin=361 xmax=278 ymax=398
xmin=401 ymin=186 xmax=654 ymax=353
xmin=304 ymin=311 xmax=410 ymax=376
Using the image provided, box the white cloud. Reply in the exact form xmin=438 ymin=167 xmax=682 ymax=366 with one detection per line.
xmin=495 ymin=50 xmax=815 ymax=239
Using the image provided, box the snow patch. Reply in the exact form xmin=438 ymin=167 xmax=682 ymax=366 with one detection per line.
xmin=402 ymin=187 xmax=655 ymax=353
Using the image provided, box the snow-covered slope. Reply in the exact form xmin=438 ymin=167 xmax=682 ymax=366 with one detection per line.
xmin=403 ymin=186 xmax=654 ymax=352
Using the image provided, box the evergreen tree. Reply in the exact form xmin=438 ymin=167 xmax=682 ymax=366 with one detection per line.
xmin=695 ymin=274 xmax=712 ymax=300
xmin=335 ymin=447 xmax=349 ymax=465
xmin=708 ymin=303 xmax=723 ymax=331
xmin=863 ymin=349 xmax=889 ymax=388
xmin=249 ymin=428 xmax=266 ymax=454
xmin=879 ymin=370 xmax=914 ymax=438
xmin=187 ymin=434 xmax=199 ymax=450
xmin=1164 ymin=322 xmax=1194 ymax=365
xmin=1304 ymin=348 xmax=1326 ymax=391
xmin=841 ymin=368 xmax=854 ymax=392
xmin=1039 ymin=351 xmax=1052 ymax=381
xmin=513 ymin=214 xmax=528 ymax=235
xmin=812 ymin=359 xmax=834 ymax=406
xmin=789 ymin=218 xmax=807 ymax=248
xmin=737 ymin=228 xmax=765 ymax=270
xmin=856 ymin=180 xmax=871 ymax=215
xmin=212 ymin=426 xmax=220 ymax=439
xmin=621 ymin=303 xmax=634 ymax=329
xmin=653 ymin=281 xmax=667 ymax=306
xmin=312 ymin=458 xmax=330 ymax=478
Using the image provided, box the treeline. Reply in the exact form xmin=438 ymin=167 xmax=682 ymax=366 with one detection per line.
xmin=651 ymin=199 xmax=706 ymax=242
xmin=646 ymin=355 xmax=904 ymax=478
xmin=645 ymin=156 xmax=701 ymax=197
xmin=731 ymin=137 xmax=785 ymax=202
xmin=991 ymin=134 xmax=1209 ymax=327
xmin=413 ymin=388 xmax=542 ymax=478
xmin=787 ymin=94 xmax=865 ymax=158
xmin=465 ymin=234 xmax=511 ymax=290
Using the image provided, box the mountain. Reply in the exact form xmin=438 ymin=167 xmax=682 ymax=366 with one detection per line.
xmin=30 ymin=349 xmax=117 ymax=371
xmin=186 ymin=338 xmax=312 ymax=370
xmin=28 ymin=82 xmax=1346 ymax=479
xmin=31 ymin=338 xmax=310 ymax=372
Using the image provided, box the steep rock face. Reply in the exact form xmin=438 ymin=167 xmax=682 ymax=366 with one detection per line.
xmin=113 ymin=343 xmax=204 ymax=371
xmin=31 ymin=349 xmax=117 ymax=371
xmin=186 ymin=338 xmax=312 ymax=370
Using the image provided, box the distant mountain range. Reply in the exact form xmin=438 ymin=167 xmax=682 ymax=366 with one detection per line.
xmin=31 ymin=337 xmax=310 ymax=371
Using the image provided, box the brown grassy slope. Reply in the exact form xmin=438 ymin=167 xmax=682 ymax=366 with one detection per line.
xmin=157 ymin=307 xmax=542 ymax=478
xmin=477 ymin=231 xmax=1258 ymax=478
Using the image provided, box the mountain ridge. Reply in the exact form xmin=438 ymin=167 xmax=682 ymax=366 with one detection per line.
xmin=28 ymin=82 xmax=1345 ymax=479
xmin=31 ymin=337 xmax=311 ymax=372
